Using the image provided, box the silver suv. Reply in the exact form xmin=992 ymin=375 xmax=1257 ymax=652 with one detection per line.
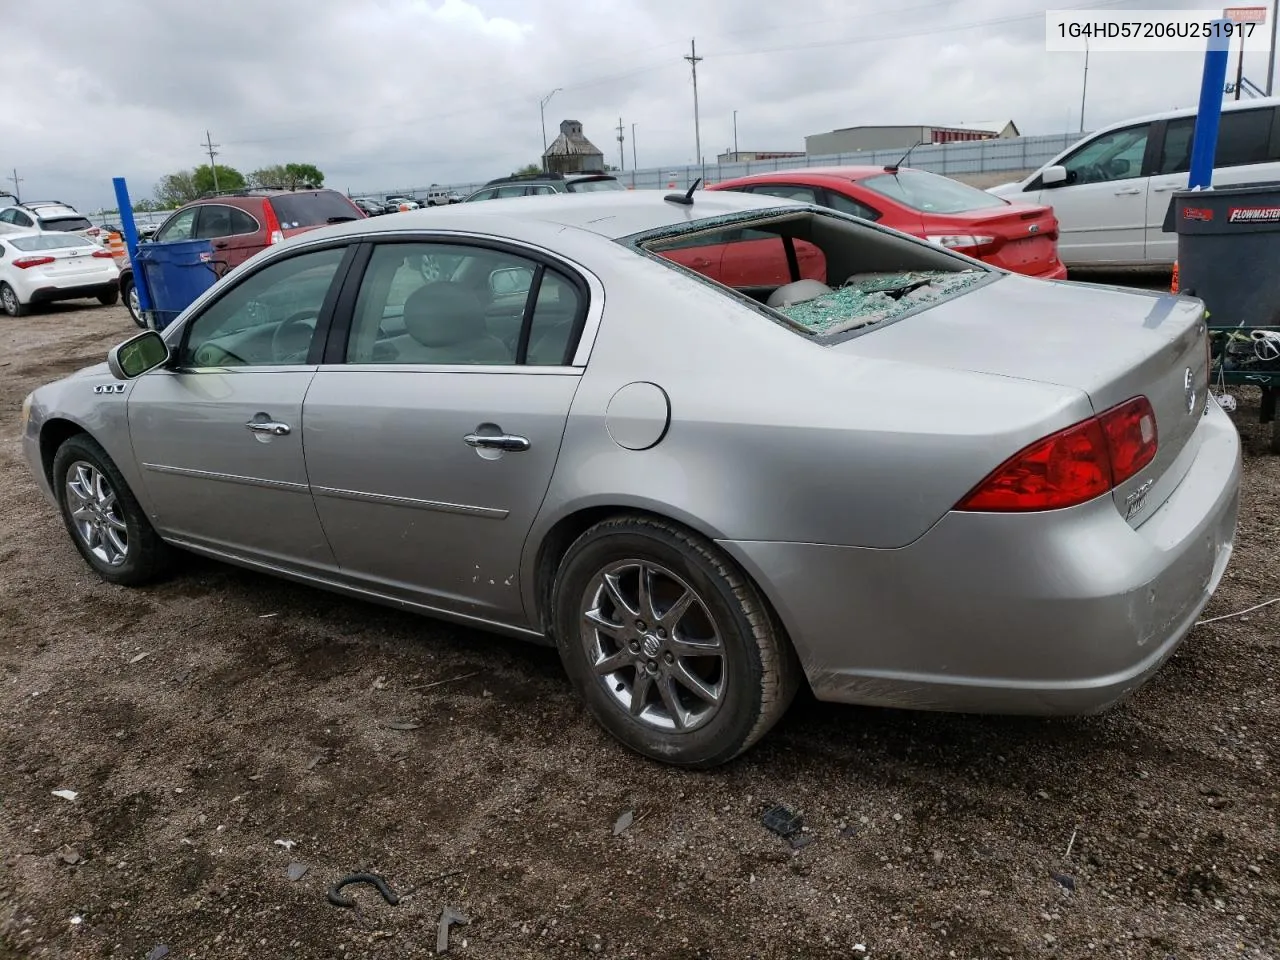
xmin=463 ymin=172 xmax=625 ymax=202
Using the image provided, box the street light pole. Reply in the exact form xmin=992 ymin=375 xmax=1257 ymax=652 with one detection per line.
xmin=631 ymin=122 xmax=637 ymax=170
xmin=539 ymin=88 xmax=561 ymax=173
xmin=733 ymin=109 xmax=738 ymax=160
xmin=1079 ymin=39 xmax=1089 ymax=133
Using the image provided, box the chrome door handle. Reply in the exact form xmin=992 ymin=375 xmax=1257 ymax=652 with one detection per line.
xmin=1114 ymin=187 xmax=1142 ymax=196
xmin=1152 ymin=184 xmax=1182 ymax=192
xmin=464 ymin=433 xmax=530 ymax=452
xmin=246 ymin=420 xmax=291 ymax=436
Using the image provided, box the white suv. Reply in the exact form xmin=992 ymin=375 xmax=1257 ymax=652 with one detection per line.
xmin=0 ymin=200 xmax=103 ymax=244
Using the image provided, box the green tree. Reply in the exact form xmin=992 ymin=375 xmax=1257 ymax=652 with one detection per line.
xmin=512 ymin=163 xmax=542 ymax=176
xmin=155 ymin=170 xmax=199 ymax=207
xmin=249 ymin=162 xmax=325 ymax=190
xmin=192 ymin=164 xmax=246 ymax=196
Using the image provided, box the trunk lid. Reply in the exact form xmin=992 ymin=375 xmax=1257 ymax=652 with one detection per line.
xmin=945 ymin=203 xmax=1060 ymax=276
xmin=836 ymin=274 xmax=1210 ymax=523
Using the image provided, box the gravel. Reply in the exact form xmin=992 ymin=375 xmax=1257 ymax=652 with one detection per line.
xmin=1 ymin=302 xmax=1277 ymax=958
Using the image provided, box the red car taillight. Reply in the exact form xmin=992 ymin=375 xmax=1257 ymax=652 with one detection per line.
xmin=927 ymin=234 xmax=998 ymax=255
xmin=957 ymin=397 xmax=1158 ymax=512
xmin=12 ymin=255 xmax=55 ymax=269
xmin=262 ymin=201 xmax=284 ymax=245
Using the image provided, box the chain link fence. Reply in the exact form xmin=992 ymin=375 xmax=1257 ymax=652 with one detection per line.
xmin=359 ymin=131 xmax=1085 ymax=200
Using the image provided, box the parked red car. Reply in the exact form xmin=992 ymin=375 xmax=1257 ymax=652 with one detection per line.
xmin=703 ymin=166 xmax=1067 ymax=281
xmin=120 ymin=188 xmax=366 ymax=326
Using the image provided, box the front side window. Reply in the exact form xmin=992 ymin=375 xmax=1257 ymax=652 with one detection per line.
xmin=156 ymin=208 xmax=197 ymax=242
xmin=0 ymin=209 xmax=19 ymax=224
xmin=1058 ymin=124 xmax=1151 ymax=184
xmin=345 ymin=242 xmax=583 ymax=366
xmin=179 ymin=246 xmax=346 ymax=368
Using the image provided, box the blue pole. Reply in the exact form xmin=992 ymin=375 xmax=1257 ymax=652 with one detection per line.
xmin=1188 ymin=19 xmax=1232 ymax=190
xmin=111 ymin=176 xmax=153 ymax=316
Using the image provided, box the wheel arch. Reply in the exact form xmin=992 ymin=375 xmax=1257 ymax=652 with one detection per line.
xmin=39 ymin=417 xmax=89 ymax=487
xmin=529 ymin=502 xmax=803 ymax=680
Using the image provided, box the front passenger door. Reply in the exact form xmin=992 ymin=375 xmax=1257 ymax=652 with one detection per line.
xmin=127 ymin=244 xmax=352 ymax=570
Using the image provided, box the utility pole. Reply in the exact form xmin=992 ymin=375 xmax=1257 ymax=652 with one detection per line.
xmin=1268 ymin=0 xmax=1278 ymax=95
xmin=616 ymin=117 xmax=625 ymax=171
xmin=539 ymin=89 xmax=561 ymax=173
xmin=631 ymin=122 xmax=637 ymax=170
xmin=202 ymin=130 xmax=221 ymax=193
xmin=733 ymin=109 xmax=739 ymax=160
xmin=685 ymin=38 xmax=704 ymax=181
xmin=6 ymin=168 xmax=22 ymax=202
xmin=1079 ymin=39 xmax=1089 ymax=133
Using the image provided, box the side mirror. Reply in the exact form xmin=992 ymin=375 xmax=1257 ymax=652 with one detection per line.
xmin=1041 ymin=165 xmax=1068 ymax=188
xmin=108 ymin=330 xmax=170 ymax=380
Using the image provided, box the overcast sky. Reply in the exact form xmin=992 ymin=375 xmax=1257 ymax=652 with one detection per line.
xmin=4 ymin=0 xmax=1274 ymax=212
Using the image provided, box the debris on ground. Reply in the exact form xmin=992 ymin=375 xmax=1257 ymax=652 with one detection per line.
xmin=287 ymin=862 xmax=309 ymax=882
xmin=145 ymin=946 xmax=170 ymax=960
xmin=761 ymin=804 xmax=803 ymax=840
xmin=326 ymin=872 xmax=400 ymax=909
xmin=1052 ymin=872 xmax=1076 ymax=892
xmin=273 ymin=839 xmax=296 ymax=851
xmin=128 ymin=651 xmax=151 ymax=664
xmin=383 ymin=719 xmax=421 ymax=731
xmin=436 ymin=906 xmax=469 ymax=954
xmin=56 ymin=846 xmax=82 ymax=865
xmin=612 ymin=809 xmax=635 ymax=836
xmin=50 ymin=790 xmax=77 ymax=801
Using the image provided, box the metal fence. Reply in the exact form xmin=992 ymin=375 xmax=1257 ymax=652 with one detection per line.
xmin=360 ymin=131 xmax=1084 ymax=201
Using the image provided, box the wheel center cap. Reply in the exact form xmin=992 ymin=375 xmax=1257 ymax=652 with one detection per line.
xmin=640 ymin=634 xmax=662 ymax=659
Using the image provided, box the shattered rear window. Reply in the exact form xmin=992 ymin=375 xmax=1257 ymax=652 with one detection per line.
xmin=775 ymin=271 xmax=987 ymax=337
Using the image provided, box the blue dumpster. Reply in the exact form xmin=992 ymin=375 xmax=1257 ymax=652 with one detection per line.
xmin=133 ymin=238 xmax=219 ymax=330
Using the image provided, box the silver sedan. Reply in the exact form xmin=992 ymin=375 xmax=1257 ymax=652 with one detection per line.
xmin=20 ymin=190 xmax=1241 ymax=767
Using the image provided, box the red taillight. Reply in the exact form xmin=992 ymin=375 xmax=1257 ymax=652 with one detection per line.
xmin=1099 ymin=396 xmax=1158 ymax=484
xmin=92 ymin=249 xmax=114 ymax=259
xmin=927 ymin=234 xmax=999 ymax=255
xmin=12 ymin=255 xmax=55 ymax=269
xmin=957 ymin=396 xmax=1158 ymax=512
xmin=262 ymin=202 xmax=284 ymax=245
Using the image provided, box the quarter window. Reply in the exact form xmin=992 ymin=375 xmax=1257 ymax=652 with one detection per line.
xmin=1060 ymin=124 xmax=1150 ymax=184
xmin=179 ymin=246 xmax=346 ymax=368
xmin=1158 ymin=109 xmax=1274 ymax=175
xmin=825 ymin=191 xmax=882 ymax=221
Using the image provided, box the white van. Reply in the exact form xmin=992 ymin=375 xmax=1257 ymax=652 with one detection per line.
xmin=989 ymin=97 xmax=1280 ymax=268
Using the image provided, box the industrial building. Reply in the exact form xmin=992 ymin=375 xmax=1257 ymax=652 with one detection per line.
xmin=804 ymin=121 xmax=1019 ymax=156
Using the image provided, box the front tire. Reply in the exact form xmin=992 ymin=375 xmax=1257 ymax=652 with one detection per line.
xmin=52 ymin=434 xmax=170 ymax=586
xmin=1 ymin=282 xmax=27 ymax=317
xmin=121 ymin=274 xmax=145 ymax=328
xmin=552 ymin=515 xmax=799 ymax=768
xmin=98 ymin=288 xmax=120 ymax=306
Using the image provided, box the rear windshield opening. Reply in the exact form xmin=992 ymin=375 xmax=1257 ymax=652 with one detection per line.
xmin=268 ymin=191 xmax=361 ymax=228
xmin=639 ymin=209 xmax=989 ymax=338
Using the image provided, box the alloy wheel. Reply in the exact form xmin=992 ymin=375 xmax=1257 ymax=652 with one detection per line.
xmin=580 ymin=559 xmax=726 ymax=732
xmin=1 ymin=285 xmax=16 ymax=315
xmin=64 ymin=461 xmax=129 ymax=566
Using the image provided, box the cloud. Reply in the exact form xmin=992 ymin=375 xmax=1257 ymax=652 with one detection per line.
xmin=0 ymin=0 xmax=1256 ymax=212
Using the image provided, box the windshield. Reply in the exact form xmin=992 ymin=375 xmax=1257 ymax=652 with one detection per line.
xmin=858 ymin=169 xmax=1009 ymax=214
xmin=10 ymin=234 xmax=96 ymax=251
xmin=567 ymin=178 xmax=625 ymax=193
xmin=39 ymin=215 xmax=94 ymax=232
xmin=268 ymin=191 xmax=361 ymax=228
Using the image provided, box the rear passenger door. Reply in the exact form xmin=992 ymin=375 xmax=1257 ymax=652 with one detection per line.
xmin=1146 ymin=106 xmax=1280 ymax=264
xmin=195 ymin=203 xmax=264 ymax=272
xmin=301 ymin=239 xmax=590 ymax=622
xmin=718 ymin=227 xmax=826 ymax=287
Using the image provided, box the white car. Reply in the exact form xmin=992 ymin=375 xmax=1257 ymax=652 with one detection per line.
xmin=989 ymin=97 xmax=1280 ymax=268
xmin=0 ymin=200 xmax=103 ymax=244
xmin=0 ymin=232 xmax=120 ymax=317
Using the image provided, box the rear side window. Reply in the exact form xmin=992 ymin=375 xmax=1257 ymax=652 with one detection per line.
xmin=268 ymin=192 xmax=360 ymax=229
xmin=825 ymin=191 xmax=882 ymax=221
xmin=1159 ymin=109 xmax=1275 ymax=174
xmin=38 ymin=216 xmax=92 ymax=232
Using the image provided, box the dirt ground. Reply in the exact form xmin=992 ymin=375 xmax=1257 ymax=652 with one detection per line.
xmin=1 ymin=297 xmax=1277 ymax=960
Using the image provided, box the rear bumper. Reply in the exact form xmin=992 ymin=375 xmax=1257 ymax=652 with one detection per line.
xmin=720 ymin=398 xmax=1242 ymax=715
xmin=27 ymin=280 xmax=118 ymax=305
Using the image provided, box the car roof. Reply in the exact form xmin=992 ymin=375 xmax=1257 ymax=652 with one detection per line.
xmin=294 ymin=190 xmax=801 ymax=245
xmin=1084 ymin=95 xmax=1280 ymax=136
xmin=716 ymin=166 xmax=899 ymax=187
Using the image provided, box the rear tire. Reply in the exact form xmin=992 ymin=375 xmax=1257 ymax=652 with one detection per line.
xmin=551 ymin=515 xmax=800 ymax=768
xmin=1270 ymin=417 xmax=1280 ymax=456
xmin=98 ymin=289 xmax=120 ymax=306
xmin=52 ymin=434 xmax=171 ymax=586
xmin=1 ymin=282 xmax=27 ymax=317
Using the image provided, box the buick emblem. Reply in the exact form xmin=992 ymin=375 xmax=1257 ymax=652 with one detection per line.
xmin=1184 ymin=367 xmax=1196 ymax=414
